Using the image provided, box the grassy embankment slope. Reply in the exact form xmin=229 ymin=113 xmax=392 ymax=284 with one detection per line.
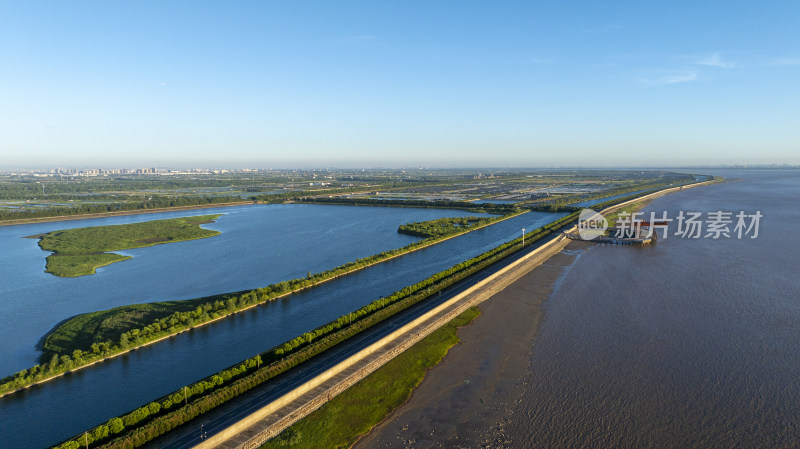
xmin=47 ymin=181 xmax=710 ymax=448
xmin=262 ymin=307 xmax=481 ymax=449
xmin=30 ymin=214 xmax=222 ymax=277
xmin=604 ymin=200 xmax=650 ymax=227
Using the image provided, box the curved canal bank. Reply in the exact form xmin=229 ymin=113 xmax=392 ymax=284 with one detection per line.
xmin=1 ymin=210 xmax=524 ymax=398
xmin=0 ymin=208 xmax=565 ymax=449
xmin=0 ymin=181 xmax=709 ymax=448
xmin=0 ymin=204 xmax=497 ymax=378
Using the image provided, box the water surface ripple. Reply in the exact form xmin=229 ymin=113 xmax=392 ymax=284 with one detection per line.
xmin=510 ymin=170 xmax=800 ymax=448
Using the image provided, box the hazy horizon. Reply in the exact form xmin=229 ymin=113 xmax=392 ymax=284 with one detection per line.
xmin=3 ymin=1 xmax=799 ymax=167
xmin=3 ymin=163 xmax=798 ymax=172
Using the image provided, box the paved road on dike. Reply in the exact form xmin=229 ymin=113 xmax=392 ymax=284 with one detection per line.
xmin=143 ymin=184 xmax=711 ymax=449
xmin=144 ymin=232 xmax=561 ymax=449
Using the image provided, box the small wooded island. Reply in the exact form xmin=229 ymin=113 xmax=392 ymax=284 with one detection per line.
xmin=397 ymin=216 xmax=498 ymax=239
xmin=29 ymin=214 xmax=223 ymax=277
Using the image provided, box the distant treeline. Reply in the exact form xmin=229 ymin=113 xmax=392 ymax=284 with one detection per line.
xmin=0 ymin=196 xmax=248 ymax=221
xmin=533 ymin=175 xmax=697 ymax=207
xmin=0 ymin=178 xmax=272 ymax=198
xmin=298 ymin=197 xmax=523 ymax=214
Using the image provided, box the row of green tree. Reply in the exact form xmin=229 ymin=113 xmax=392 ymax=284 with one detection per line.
xmin=53 ymin=209 xmax=581 ymax=449
xmin=5 ymin=183 xmax=687 ymax=397
xmin=2 ymin=209 xmax=513 ymax=396
xmin=298 ymin=197 xmax=520 ymax=215
xmin=0 ymin=195 xmax=249 ymax=221
xmin=0 ymin=176 xmax=283 ymax=198
xmin=49 ymin=183 xmax=698 ymax=448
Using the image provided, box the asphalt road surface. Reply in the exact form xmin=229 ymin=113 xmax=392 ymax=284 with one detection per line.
xmin=145 ymin=234 xmax=560 ymax=449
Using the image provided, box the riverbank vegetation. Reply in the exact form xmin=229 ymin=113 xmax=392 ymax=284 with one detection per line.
xmin=3 ymin=183 xmax=689 ymax=402
xmin=604 ymin=200 xmax=650 ymax=228
xmin=37 ymin=214 xmax=513 ymax=360
xmin=1 ymin=169 xmax=697 ymax=226
xmin=298 ymin=196 xmax=522 ymax=214
xmin=40 ymin=299 xmax=219 ymax=357
xmin=49 ymin=211 xmax=577 ymax=449
xmin=32 ymin=214 xmax=222 ymax=277
xmin=262 ymin=307 xmax=481 ymax=449
xmin=1 ymin=211 xmax=521 ymax=397
xmin=31 ymin=182 xmax=704 ymax=448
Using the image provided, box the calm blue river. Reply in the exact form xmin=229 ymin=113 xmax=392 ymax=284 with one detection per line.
xmin=0 ymin=204 xmax=565 ymax=448
xmin=0 ymin=204 xmax=489 ymax=377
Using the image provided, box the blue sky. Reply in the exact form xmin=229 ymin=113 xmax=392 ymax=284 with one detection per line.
xmin=2 ymin=1 xmax=799 ymax=168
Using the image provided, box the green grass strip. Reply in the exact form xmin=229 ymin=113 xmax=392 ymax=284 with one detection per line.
xmin=51 ymin=217 xmax=565 ymax=449
xmin=262 ymin=307 xmax=481 ymax=449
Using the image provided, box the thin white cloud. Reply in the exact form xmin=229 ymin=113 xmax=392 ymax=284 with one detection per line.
xmin=697 ymin=53 xmax=735 ymax=69
xmin=638 ymin=71 xmax=698 ymax=86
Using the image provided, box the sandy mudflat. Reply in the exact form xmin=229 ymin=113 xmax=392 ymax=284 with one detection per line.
xmin=354 ymin=245 xmax=585 ymax=449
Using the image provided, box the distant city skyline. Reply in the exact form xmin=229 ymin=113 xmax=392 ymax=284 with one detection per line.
xmin=3 ymin=1 xmax=799 ymax=167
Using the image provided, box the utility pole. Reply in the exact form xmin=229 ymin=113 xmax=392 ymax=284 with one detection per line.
xmin=184 ymin=386 xmax=188 ymax=405
xmin=85 ymin=432 xmax=88 ymax=449
xmin=522 ymin=228 xmax=525 ymax=246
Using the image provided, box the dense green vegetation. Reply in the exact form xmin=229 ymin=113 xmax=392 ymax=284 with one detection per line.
xmin=398 ymin=216 xmax=498 ymax=238
xmin=33 ymin=214 xmax=222 ymax=277
xmin=0 ymin=210 xmax=512 ymax=397
xmin=50 ymin=211 xmax=577 ymax=449
xmin=4 ymin=184 xmax=687 ymax=401
xmin=0 ymin=169 xmax=697 ymax=223
xmin=0 ymin=197 xmax=246 ymax=222
xmin=37 ymin=213 xmax=520 ymax=360
xmin=262 ymin=307 xmax=481 ymax=449
xmin=46 ymin=254 xmax=132 ymax=277
xmin=41 ymin=299 xmax=217 ymax=357
xmin=298 ymin=197 xmax=521 ymax=214
xmin=38 ymin=182 xmax=701 ymax=448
